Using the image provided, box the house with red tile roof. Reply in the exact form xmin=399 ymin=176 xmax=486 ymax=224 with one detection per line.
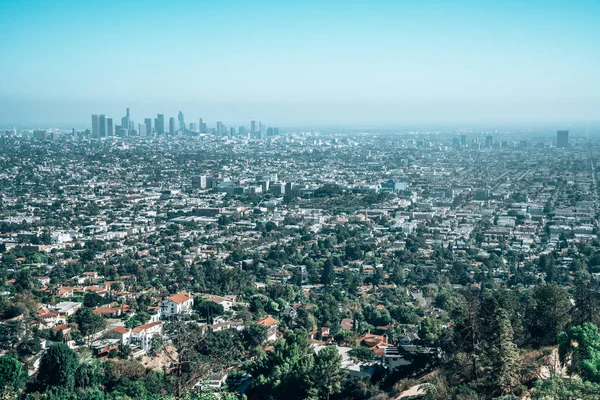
xmin=257 ymin=315 xmax=278 ymax=342
xmin=161 ymin=292 xmax=194 ymax=318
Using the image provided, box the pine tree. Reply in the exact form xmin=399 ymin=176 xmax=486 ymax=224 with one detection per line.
xmin=482 ymin=308 xmax=520 ymax=396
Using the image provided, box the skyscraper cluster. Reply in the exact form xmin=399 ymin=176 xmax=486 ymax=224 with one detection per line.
xmin=89 ymin=109 xmax=279 ymax=139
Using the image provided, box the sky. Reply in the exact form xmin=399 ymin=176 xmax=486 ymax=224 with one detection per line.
xmin=0 ymin=0 xmax=599 ymax=128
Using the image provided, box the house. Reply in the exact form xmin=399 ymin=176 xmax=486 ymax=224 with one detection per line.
xmin=112 ymin=326 xmax=132 ymax=345
xmin=384 ymin=345 xmax=438 ymax=372
xmin=51 ymin=324 xmax=72 ymax=338
xmin=55 ymin=287 xmax=75 ymax=298
xmin=147 ymin=306 xmax=162 ymax=323
xmin=93 ymin=303 xmax=131 ymax=318
xmin=205 ymin=320 xmax=244 ymax=333
xmin=111 ymin=321 xmax=163 ymax=352
xmin=35 ymin=309 xmax=66 ymax=328
xmin=36 ymin=276 xmax=51 ymax=286
xmin=340 ymin=318 xmax=354 ymax=331
xmin=201 ymin=294 xmax=235 ymax=311
xmin=90 ymin=339 xmax=120 ymax=358
xmin=161 ymin=292 xmax=194 ymax=318
xmin=131 ymin=321 xmax=163 ymax=351
xmin=257 ymin=315 xmax=278 ymax=342
xmin=51 ymin=301 xmax=82 ymax=317
xmin=280 ymin=306 xmax=297 ymax=319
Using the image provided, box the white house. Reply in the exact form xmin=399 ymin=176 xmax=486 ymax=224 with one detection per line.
xmin=112 ymin=321 xmax=163 ymax=352
xmin=161 ymin=292 xmax=194 ymax=318
xmin=131 ymin=321 xmax=163 ymax=351
xmin=201 ymin=294 xmax=235 ymax=311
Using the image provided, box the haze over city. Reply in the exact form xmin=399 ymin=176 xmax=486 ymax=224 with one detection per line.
xmin=1 ymin=0 xmax=599 ymax=127
xmin=5 ymin=2 xmax=600 ymax=400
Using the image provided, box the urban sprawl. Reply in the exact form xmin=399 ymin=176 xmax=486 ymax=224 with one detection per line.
xmin=1 ymin=112 xmax=599 ymax=399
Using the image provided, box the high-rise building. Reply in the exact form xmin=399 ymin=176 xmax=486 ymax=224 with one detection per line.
xmin=106 ymin=117 xmax=113 ymax=136
xmin=123 ymin=108 xmax=131 ymax=134
xmin=485 ymin=135 xmax=493 ymax=147
xmin=557 ymin=130 xmax=569 ymax=148
xmin=144 ymin=118 xmax=152 ymax=135
xmin=178 ymin=111 xmax=185 ymax=132
xmin=33 ymin=130 xmax=47 ymax=140
xmin=138 ymin=123 xmax=146 ymax=137
xmin=91 ymin=114 xmax=100 ymax=137
xmin=460 ymin=134 xmax=466 ymax=146
xmin=189 ymin=123 xmax=198 ymax=132
xmin=191 ymin=176 xmax=207 ymax=189
xmin=267 ymin=127 xmax=280 ymax=136
xmin=199 ymin=118 xmax=207 ymax=133
xmin=216 ymin=121 xmax=223 ymax=136
xmin=99 ymin=114 xmax=107 ymax=138
xmin=169 ymin=117 xmax=176 ymax=135
xmin=229 ymin=127 xmax=236 ymax=136
xmin=251 ymin=120 xmax=257 ymax=136
xmin=239 ymin=126 xmax=247 ymax=137
xmin=155 ymin=114 xmax=165 ymax=135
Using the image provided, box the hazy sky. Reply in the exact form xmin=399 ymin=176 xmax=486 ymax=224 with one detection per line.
xmin=1 ymin=0 xmax=599 ymax=127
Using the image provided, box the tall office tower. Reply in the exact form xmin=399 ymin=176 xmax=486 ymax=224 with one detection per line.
xmin=33 ymin=130 xmax=47 ymax=140
xmin=267 ymin=127 xmax=280 ymax=136
xmin=191 ymin=175 xmax=207 ymax=189
xmin=229 ymin=127 xmax=236 ymax=136
xmin=216 ymin=121 xmax=223 ymax=136
xmin=156 ymin=114 xmax=165 ymax=135
xmin=106 ymin=117 xmax=113 ymax=137
xmin=199 ymin=118 xmax=206 ymax=133
xmin=189 ymin=123 xmax=198 ymax=132
xmin=460 ymin=134 xmax=466 ymax=146
xmin=169 ymin=117 xmax=176 ymax=135
xmin=557 ymin=130 xmax=569 ymax=148
xmin=251 ymin=120 xmax=257 ymax=137
xmin=138 ymin=123 xmax=146 ymax=137
xmin=144 ymin=118 xmax=152 ymax=135
xmin=91 ymin=114 xmax=100 ymax=137
xmin=485 ymin=135 xmax=493 ymax=147
xmin=239 ymin=126 xmax=247 ymax=137
xmin=124 ymin=108 xmax=130 ymax=132
xmin=178 ymin=111 xmax=185 ymax=132
xmin=99 ymin=114 xmax=107 ymax=138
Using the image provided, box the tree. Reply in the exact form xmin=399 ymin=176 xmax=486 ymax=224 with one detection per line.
xmin=243 ymin=324 xmax=268 ymax=349
xmin=75 ymin=358 xmax=103 ymax=390
xmin=17 ymin=337 xmax=42 ymax=360
xmin=558 ymin=323 xmax=600 ymax=382
xmin=419 ymin=317 xmax=443 ymax=346
xmin=321 ymin=259 xmax=335 ymax=286
xmin=349 ymin=347 xmax=375 ymax=362
xmin=0 ymin=356 xmax=23 ymax=396
xmin=481 ymin=308 xmax=520 ymax=396
xmin=72 ymin=307 xmax=107 ymax=338
xmin=313 ymin=346 xmax=344 ymax=400
xmin=527 ymin=283 xmax=571 ymax=346
xmin=246 ymin=329 xmax=316 ymax=400
xmin=194 ymin=300 xmax=225 ymax=324
xmin=534 ymin=374 xmax=600 ymax=399
xmin=83 ymin=292 xmax=103 ymax=308
xmin=37 ymin=343 xmax=79 ymax=391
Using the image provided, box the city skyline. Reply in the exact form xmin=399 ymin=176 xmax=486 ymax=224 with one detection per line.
xmin=1 ymin=0 xmax=600 ymax=126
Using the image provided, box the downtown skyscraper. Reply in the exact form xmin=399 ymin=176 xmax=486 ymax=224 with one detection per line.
xmin=91 ymin=114 xmax=100 ymax=137
xmin=155 ymin=114 xmax=165 ymax=135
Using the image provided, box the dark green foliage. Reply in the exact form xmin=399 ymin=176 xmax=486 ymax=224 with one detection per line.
xmin=0 ymin=355 xmax=24 ymax=395
xmin=37 ymin=343 xmax=79 ymax=391
xmin=72 ymin=307 xmax=107 ymax=337
xmin=558 ymin=323 xmax=600 ymax=382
